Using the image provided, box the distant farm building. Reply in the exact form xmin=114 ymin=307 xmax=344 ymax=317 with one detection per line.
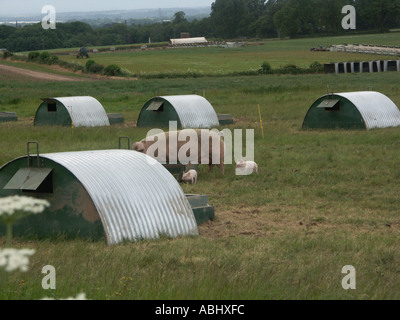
xmin=137 ymin=95 xmax=220 ymax=129
xmin=302 ymin=91 xmax=400 ymax=130
xmin=34 ymin=96 xmax=110 ymax=127
xmin=328 ymin=44 xmax=400 ymax=56
xmin=169 ymin=37 xmax=208 ymax=46
xmin=0 ymin=149 xmax=201 ymax=245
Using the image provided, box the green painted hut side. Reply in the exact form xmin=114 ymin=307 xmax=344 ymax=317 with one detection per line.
xmin=34 ymin=96 xmax=110 ymax=127
xmin=137 ymin=95 xmax=220 ymax=129
xmin=302 ymin=91 xmax=400 ymax=130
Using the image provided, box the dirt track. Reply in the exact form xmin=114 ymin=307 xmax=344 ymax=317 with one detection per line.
xmin=0 ymin=63 xmax=83 ymax=81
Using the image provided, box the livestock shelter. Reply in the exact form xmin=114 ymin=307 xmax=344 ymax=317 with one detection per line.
xmin=0 ymin=148 xmax=201 ymax=245
xmin=137 ymin=95 xmax=220 ymax=129
xmin=324 ymin=60 xmax=400 ymax=74
xmin=34 ymin=96 xmax=110 ymax=127
xmin=169 ymin=37 xmax=208 ymax=46
xmin=302 ymin=91 xmax=400 ymax=130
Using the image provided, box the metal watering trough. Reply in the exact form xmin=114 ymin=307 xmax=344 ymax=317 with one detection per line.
xmin=0 ymin=112 xmax=17 ymax=123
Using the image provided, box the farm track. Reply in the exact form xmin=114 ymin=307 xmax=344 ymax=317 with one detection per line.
xmin=0 ymin=62 xmax=138 ymax=81
xmin=0 ymin=63 xmax=85 ymax=82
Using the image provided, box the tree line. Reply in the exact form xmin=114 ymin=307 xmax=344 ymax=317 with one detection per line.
xmin=1 ymin=0 xmax=399 ymax=52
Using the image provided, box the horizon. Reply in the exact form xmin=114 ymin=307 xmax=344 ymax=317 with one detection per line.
xmin=0 ymin=0 xmax=214 ymax=16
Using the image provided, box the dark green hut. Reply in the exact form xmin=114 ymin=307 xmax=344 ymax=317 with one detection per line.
xmin=137 ymin=95 xmax=220 ymax=128
xmin=302 ymin=91 xmax=400 ymax=130
xmin=34 ymin=96 xmax=109 ymax=127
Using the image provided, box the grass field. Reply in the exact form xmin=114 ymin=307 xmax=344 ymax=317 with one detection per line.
xmin=52 ymin=32 xmax=400 ymax=76
xmin=1 ymin=33 xmax=400 ymax=300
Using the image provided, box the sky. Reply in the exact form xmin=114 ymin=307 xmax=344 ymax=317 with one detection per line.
xmin=0 ymin=0 xmax=215 ymax=15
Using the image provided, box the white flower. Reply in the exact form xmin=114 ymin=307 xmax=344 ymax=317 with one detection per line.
xmin=0 ymin=196 xmax=50 ymax=218
xmin=41 ymin=293 xmax=88 ymax=300
xmin=65 ymin=293 xmax=88 ymax=300
xmin=0 ymin=248 xmax=36 ymax=272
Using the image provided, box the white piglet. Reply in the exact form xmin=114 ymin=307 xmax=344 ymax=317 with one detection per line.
xmin=181 ymin=169 xmax=198 ymax=184
xmin=235 ymin=160 xmax=258 ymax=175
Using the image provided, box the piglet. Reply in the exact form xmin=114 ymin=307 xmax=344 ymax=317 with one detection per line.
xmin=235 ymin=160 xmax=258 ymax=175
xmin=181 ymin=169 xmax=198 ymax=184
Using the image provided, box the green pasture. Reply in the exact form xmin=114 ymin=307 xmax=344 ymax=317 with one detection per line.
xmin=52 ymin=32 xmax=400 ymax=75
xmin=1 ymin=33 xmax=400 ymax=300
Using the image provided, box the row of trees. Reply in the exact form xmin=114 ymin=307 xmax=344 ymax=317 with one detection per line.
xmin=211 ymin=0 xmax=400 ymax=38
xmin=1 ymin=0 xmax=400 ymax=52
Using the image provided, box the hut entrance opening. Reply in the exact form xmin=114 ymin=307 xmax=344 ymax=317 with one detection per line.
xmin=47 ymin=102 xmax=57 ymax=112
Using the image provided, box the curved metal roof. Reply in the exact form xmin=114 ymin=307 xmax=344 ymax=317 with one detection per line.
xmin=170 ymin=37 xmax=208 ymax=45
xmin=158 ymin=95 xmax=220 ymax=129
xmin=335 ymin=91 xmax=400 ymax=130
xmin=44 ymin=96 xmax=110 ymax=127
xmin=41 ymin=150 xmax=198 ymax=245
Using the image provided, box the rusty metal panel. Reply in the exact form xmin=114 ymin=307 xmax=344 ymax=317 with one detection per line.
xmin=41 ymin=150 xmax=198 ymax=245
xmin=46 ymin=96 xmax=110 ymax=127
xmin=336 ymin=91 xmax=400 ymax=130
xmin=161 ymin=95 xmax=220 ymax=129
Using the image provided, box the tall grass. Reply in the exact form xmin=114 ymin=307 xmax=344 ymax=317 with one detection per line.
xmin=2 ymin=232 xmax=400 ymax=300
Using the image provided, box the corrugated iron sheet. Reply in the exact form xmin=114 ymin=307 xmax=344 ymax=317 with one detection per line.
xmin=160 ymin=95 xmax=220 ymax=129
xmin=336 ymin=91 xmax=400 ymax=130
xmin=49 ymin=96 xmax=110 ymax=127
xmin=41 ymin=150 xmax=198 ymax=245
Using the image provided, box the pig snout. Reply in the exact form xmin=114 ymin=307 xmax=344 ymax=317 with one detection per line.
xmin=132 ymin=141 xmax=145 ymax=152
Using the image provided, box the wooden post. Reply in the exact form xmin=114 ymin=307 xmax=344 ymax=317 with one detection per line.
xmin=258 ymin=104 xmax=264 ymax=139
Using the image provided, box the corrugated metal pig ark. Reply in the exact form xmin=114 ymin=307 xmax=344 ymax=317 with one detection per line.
xmin=0 ymin=144 xmax=214 ymax=245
